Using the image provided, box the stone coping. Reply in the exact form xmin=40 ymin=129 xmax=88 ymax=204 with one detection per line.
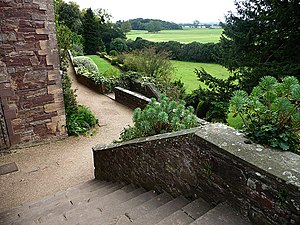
xmin=93 ymin=123 xmax=300 ymax=189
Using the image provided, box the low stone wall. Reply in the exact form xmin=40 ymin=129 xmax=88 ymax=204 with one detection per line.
xmin=93 ymin=124 xmax=300 ymax=225
xmin=67 ymin=51 xmax=105 ymax=94
xmin=75 ymin=75 xmax=105 ymax=94
xmin=129 ymin=80 xmax=160 ymax=100
xmin=114 ymin=87 xmax=151 ymax=109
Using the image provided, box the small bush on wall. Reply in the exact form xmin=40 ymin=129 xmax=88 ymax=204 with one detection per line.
xmin=230 ymin=76 xmax=300 ymax=153
xmin=117 ymin=95 xmax=198 ymax=142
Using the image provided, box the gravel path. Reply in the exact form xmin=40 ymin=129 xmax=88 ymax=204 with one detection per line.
xmin=0 ymin=66 xmax=133 ymax=213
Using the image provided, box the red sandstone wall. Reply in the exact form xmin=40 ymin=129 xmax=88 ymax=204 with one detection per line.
xmin=0 ymin=0 xmax=66 ymax=147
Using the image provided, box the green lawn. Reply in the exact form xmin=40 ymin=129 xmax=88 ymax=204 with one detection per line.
xmin=86 ymin=55 xmax=120 ymax=76
xmin=127 ymin=28 xmax=223 ymax=43
xmin=171 ymin=60 xmax=243 ymax=128
xmin=171 ymin=60 xmax=230 ymax=93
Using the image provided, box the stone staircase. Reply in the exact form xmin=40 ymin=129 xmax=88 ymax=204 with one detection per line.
xmin=0 ymin=180 xmax=251 ymax=225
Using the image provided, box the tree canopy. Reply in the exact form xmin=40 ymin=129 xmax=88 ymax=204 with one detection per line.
xmin=128 ymin=18 xmax=182 ymax=30
xmin=220 ymin=0 xmax=300 ymax=92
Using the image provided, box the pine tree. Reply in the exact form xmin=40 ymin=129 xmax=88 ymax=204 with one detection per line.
xmin=82 ymin=8 xmax=99 ymax=55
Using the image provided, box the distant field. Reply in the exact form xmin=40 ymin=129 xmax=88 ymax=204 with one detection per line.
xmin=86 ymin=55 xmax=120 ymax=76
xmin=171 ymin=60 xmax=229 ymax=93
xmin=127 ymin=28 xmax=223 ymax=43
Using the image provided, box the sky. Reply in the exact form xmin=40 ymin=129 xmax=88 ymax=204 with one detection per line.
xmin=67 ymin=0 xmax=236 ymax=24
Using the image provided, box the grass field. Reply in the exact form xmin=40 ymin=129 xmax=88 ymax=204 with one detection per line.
xmin=86 ymin=55 xmax=120 ymax=76
xmin=127 ymin=28 xmax=223 ymax=43
xmin=171 ymin=60 xmax=243 ymax=128
xmin=171 ymin=60 xmax=229 ymax=93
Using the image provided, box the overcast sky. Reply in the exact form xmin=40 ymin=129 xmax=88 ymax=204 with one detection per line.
xmin=67 ymin=0 xmax=236 ymax=23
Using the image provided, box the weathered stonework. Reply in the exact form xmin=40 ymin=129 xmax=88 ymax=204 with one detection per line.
xmin=0 ymin=0 xmax=66 ymax=149
xmin=114 ymin=87 xmax=151 ymax=110
xmin=93 ymin=124 xmax=300 ymax=225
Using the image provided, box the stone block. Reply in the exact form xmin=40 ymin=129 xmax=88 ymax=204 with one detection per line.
xmin=36 ymin=28 xmax=47 ymax=34
xmin=44 ymin=102 xmax=58 ymax=113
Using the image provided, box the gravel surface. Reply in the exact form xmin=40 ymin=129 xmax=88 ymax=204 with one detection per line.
xmin=0 ymin=66 xmax=133 ymax=213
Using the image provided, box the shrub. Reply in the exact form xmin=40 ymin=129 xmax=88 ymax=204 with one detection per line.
xmin=109 ymin=50 xmax=118 ymax=56
xmin=67 ymin=105 xmax=98 ymax=136
xmin=230 ymin=76 xmax=300 ymax=153
xmin=117 ymin=95 xmax=198 ymax=142
xmin=73 ymin=56 xmax=99 ymax=74
xmin=123 ymin=47 xmax=186 ymax=100
xmin=185 ymin=68 xmax=237 ymax=123
xmin=62 ymin=73 xmax=98 ymax=136
xmin=110 ymin=38 xmax=128 ymax=53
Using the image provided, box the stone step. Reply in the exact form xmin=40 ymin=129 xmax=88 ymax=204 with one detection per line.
xmin=129 ymin=196 xmax=190 ymax=225
xmin=33 ymin=184 xmax=135 ymax=225
xmin=155 ymin=210 xmax=194 ymax=225
xmin=182 ymin=198 xmax=213 ymax=220
xmin=51 ymin=186 xmax=146 ymax=225
xmin=0 ymin=180 xmax=108 ymax=223
xmin=123 ymin=192 xmax=174 ymax=222
xmin=87 ymin=190 xmax=159 ymax=225
xmin=3 ymin=182 xmax=124 ymax=225
xmin=190 ymin=202 xmax=251 ymax=225
xmin=155 ymin=198 xmax=213 ymax=225
xmin=0 ymin=179 xmax=251 ymax=225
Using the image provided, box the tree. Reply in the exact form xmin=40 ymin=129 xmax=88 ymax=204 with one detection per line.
xmin=220 ymin=0 xmax=300 ymax=92
xmin=146 ymin=21 xmax=162 ymax=33
xmin=82 ymin=8 xmax=99 ymax=54
xmin=120 ymin=21 xmax=132 ymax=33
xmin=56 ymin=1 xmax=82 ymax=33
xmin=110 ymin=38 xmax=128 ymax=52
xmin=193 ymin=20 xmax=200 ymax=28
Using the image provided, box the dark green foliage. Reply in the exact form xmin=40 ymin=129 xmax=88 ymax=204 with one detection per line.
xmin=185 ymin=68 xmax=237 ymax=122
xmin=62 ymin=73 xmax=98 ymax=136
xmin=230 ymin=76 xmax=300 ymax=153
xmin=220 ymin=0 xmax=300 ymax=92
xmin=54 ymin=1 xmax=84 ymax=58
xmin=128 ymin=18 xmax=182 ymax=30
xmin=110 ymin=38 xmax=128 ymax=53
xmin=115 ymin=21 xmax=132 ymax=33
xmin=56 ymin=1 xmax=82 ymax=33
xmin=117 ymin=95 xmax=198 ymax=142
xmin=82 ymin=8 xmax=100 ymax=54
xmin=62 ymin=73 xmax=78 ymax=118
xmin=127 ymin=38 xmax=220 ymax=63
xmin=67 ymin=105 xmax=98 ymax=136
xmin=145 ymin=21 xmax=162 ymax=33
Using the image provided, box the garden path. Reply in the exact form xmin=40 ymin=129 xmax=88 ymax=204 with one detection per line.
xmin=0 ymin=66 xmax=133 ymax=213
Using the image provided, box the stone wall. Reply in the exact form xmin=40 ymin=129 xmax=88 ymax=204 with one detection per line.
xmin=0 ymin=0 xmax=66 ymax=148
xmin=93 ymin=124 xmax=300 ymax=225
xmin=114 ymin=87 xmax=151 ymax=109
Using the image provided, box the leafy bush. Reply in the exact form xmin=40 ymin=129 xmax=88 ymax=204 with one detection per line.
xmin=73 ymin=56 xmax=99 ymax=74
xmin=185 ymin=68 xmax=237 ymax=123
xmin=67 ymin=105 xmax=98 ymax=136
xmin=109 ymin=50 xmax=118 ymax=56
xmin=117 ymin=95 xmax=198 ymax=142
xmin=73 ymin=56 xmax=109 ymax=85
xmin=62 ymin=73 xmax=98 ymax=136
xmin=230 ymin=76 xmax=300 ymax=153
xmin=123 ymin=47 xmax=185 ymax=100
xmin=110 ymin=38 xmax=128 ymax=53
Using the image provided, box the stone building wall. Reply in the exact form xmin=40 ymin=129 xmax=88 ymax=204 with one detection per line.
xmin=0 ymin=0 xmax=66 ymax=149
